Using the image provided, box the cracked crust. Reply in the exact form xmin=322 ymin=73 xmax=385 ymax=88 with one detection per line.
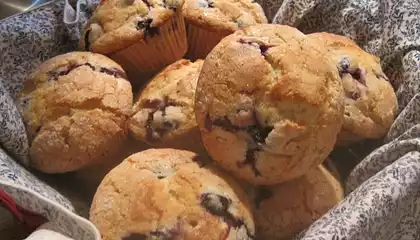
xmin=129 ymin=59 xmax=205 ymax=153
xmin=90 ymin=149 xmax=255 ymax=240
xmin=19 ymin=52 xmax=133 ymax=173
xmin=80 ymin=0 xmax=184 ymax=54
xmin=195 ymin=24 xmax=345 ymax=185
xmin=182 ymin=0 xmax=267 ymax=33
xmin=248 ymin=165 xmax=343 ymax=240
xmin=308 ymin=32 xmax=398 ymax=145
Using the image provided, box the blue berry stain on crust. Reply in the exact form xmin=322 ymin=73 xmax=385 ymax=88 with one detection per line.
xmin=204 ymin=111 xmax=273 ymax=177
xmin=49 ymin=63 xmax=94 ymax=81
xmin=137 ymin=19 xmax=160 ymax=37
xmin=238 ymin=38 xmax=273 ymax=57
xmin=48 ymin=63 xmax=127 ymax=81
xmin=338 ymin=57 xmax=350 ymax=77
xmin=338 ymin=57 xmax=367 ymax=86
xmin=99 ymin=67 xmax=127 ymax=79
xmin=200 ymin=193 xmax=255 ymax=239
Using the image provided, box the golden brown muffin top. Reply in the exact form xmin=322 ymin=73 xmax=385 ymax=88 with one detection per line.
xmin=90 ymin=149 xmax=255 ymax=240
xmin=195 ymin=24 xmax=344 ymax=185
xmin=19 ymin=52 xmax=132 ymax=173
xmin=129 ymin=59 xmax=204 ymax=144
xmin=182 ymin=0 xmax=267 ymax=33
xmin=80 ymin=0 xmax=184 ymax=54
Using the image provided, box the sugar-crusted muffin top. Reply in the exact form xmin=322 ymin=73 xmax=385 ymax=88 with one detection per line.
xmin=90 ymin=148 xmax=255 ymax=240
xmin=20 ymin=51 xmax=132 ymax=136
xmin=308 ymin=32 xmax=398 ymax=143
xmin=195 ymin=24 xmax=345 ymax=185
xmin=182 ymin=0 xmax=267 ymax=33
xmin=20 ymin=52 xmax=132 ymax=173
xmin=129 ymin=59 xmax=203 ymax=144
xmin=80 ymin=0 xmax=184 ymax=54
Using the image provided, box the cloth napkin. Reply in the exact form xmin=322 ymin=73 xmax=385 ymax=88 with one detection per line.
xmin=0 ymin=0 xmax=419 ymax=239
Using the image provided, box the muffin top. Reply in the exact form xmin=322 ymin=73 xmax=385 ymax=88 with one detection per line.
xmin=19 ymin=52 xmax=132 ymax=173
xmin=195 ymin=24 xmax=344 ymax=185
xmin=90 ymin=148 xmax=255 ymax=240
xmin=308 ymin=32 xmax=397 ymax=144
xmin=80 ymin=0 xmax=184 ymax=54
xmin=129 ymin=59 xmax=203 ymax=144
xmin=249 ymin=166 xmax=343 ymax=240
xmin=182 ymin=0 xmax=267 ymax=33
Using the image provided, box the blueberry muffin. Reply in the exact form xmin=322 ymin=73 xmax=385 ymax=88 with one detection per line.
xmin=195 ymin=24 xmax=345 ymax=185
xmin=129 ymin=59 xmax=206 ymax=154
xmin=19 ymin=52 xmax=133 ymax=173
xmin=90 ymin=148 xmax=255 ymax=240
xmin=248 ymin=166 xmax=343 ymax=240
xmin=80 ymin=0 xmax=187 ymax=84
xmin=182 ymin=0 xmax=267 ymax=59
xmin=308 ymin=32 xmax=398 ymax=145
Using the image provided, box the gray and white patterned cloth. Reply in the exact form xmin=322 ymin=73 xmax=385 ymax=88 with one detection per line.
xmin=0 ymin=0 xmax=419 ymax=239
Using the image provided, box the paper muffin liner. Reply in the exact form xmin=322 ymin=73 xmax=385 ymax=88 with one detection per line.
xmin=109 ymin=10 xmax=187 ymax=88
xmin=186 ymin=23 xmax=229 ymax=60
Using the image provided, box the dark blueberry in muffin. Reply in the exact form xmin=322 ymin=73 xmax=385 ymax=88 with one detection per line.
xmin=349 ymin=68 xmax=367 ymax=86
xmin=200 ymin=193 xmax=232 ymax=217
xmin=141 ymin=0 xmax=152 ymax=8
xmin=238 ymin=38 xmax=272 ymax=56
xmin=137 ymin=19 xmax=151 ymax=30
xmin=200 ymin=193 xmax=255 ymax=239
xmin=338 ymin=57 xmax=350 ymax=77
xmin=213 ymin=117 xmax=241 ymax=132
xmin=206 ymin=110 xmax=272 ymax=176
xmin=137 ymin=18 xmax=160 ymax=37
xmin=258 ymin=44 xmax=270 ymax=56
xmin=207 ymin=0 xmax=215 ymax=8
xmin=50 ymin=63 xmax=95 ymax=81
xmin=238 ymin=149 xmax=261 ymax=176
xmin=99 ymin=67 xmax=127 ymax=79
xmin=248 ymin=124 xmax=272 ymax=146
xmin=143 ymin=97 xmax=181 ymax=141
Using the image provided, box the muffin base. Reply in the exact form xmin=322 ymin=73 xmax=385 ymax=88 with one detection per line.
xmin=186 ymin=24 xmax=229 ymax=60
xmin=109 ymin=10 xmax=187 ymax=88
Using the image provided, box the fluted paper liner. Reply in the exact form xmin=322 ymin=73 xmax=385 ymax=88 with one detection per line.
xmin=186 ymin=23 xmax=229 ymax=60
xmin=110 ymin=10 xmax=187 ymax=86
